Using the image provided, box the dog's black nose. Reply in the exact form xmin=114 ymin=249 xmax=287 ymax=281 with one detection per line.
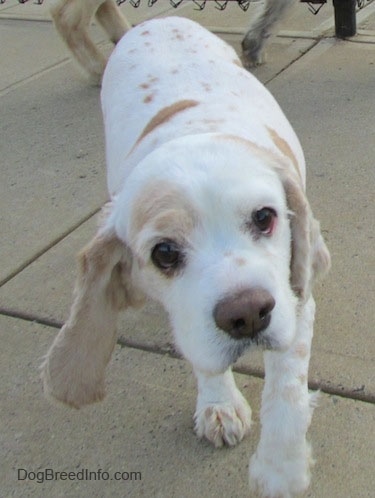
xmin=213 ymin=288 xmax=275 ymax=340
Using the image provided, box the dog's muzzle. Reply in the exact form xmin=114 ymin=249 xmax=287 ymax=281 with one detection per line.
xmin=213 ymin=288 xmax=275 ymax=340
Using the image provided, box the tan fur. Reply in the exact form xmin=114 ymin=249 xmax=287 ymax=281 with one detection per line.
xmin=41 ymin=228 xmax=144 ymax=408
xmin=283 ymin=176 xmax=312 ymax=299
xmin=310 ymin=217 xmax=332 ymax=281
xmin=130 ymin=181 xmax=198 ymax=240
xmin=267 ymin=126 xmax=301 ymax=180
xmin=50 ymin=0 xmax=130 ymax=84
xmin=95 ymin=0 xmax=129 ymax=43
xmin=130 ymin=100 xmax=200 ymax=154
xmin=153 ymin=209 xmax=197 ymax=240
xmin=279 ymin=171 xmax=330 ymax=300
xmin=218 ymin=133 xmax=296 ymax=173
xmin=218 ymin=134 xmax=263 ymax=154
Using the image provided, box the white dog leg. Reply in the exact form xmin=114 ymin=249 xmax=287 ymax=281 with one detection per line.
xmin=249 ymin=297 xmax=318 ymax=497
xmin=242 ymin=0 xmax=294 ymax=67
xmin=194 ymin=368 xmax=252 ymax=448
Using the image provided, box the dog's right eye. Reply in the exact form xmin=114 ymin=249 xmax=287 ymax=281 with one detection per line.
xmin=252 ymin=207 xmax=277 ymax=235
xmin=151 ymin=240 xmax=183 ymax=272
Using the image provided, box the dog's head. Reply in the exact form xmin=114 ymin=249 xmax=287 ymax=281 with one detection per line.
xmin=41 ymin=134 xmax=330 ymax=407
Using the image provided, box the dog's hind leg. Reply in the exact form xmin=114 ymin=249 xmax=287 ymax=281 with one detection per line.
xmin=50 ymin=0 xmax=110 ymax=83
xmin=242 ymin=0 xmax=294 ymax=67
xmin=95 ymin=0 xmax=131 ymax=44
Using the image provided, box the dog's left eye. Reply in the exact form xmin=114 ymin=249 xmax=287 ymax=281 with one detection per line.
xmin=252 ymin=207 xmax=277 ymax=235
xmin=151 ymin=240 xmax=184 ymax=272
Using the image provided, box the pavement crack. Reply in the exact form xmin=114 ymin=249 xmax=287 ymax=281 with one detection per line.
xmin=0 ymin=308 xmax=62 ymax=328
xmin=264 ymin=38 xmax=322 ymax=85
xmin=0 ymin=207 xmax=101 ymax=288
xmin=2 ymin=310 xmax=373 ymax=405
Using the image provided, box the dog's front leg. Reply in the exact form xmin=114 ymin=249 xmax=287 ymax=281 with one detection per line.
xmin=193 ymin=367 xmax=252 ymax=447
xmin=249 ymin=296 xmax=317 ymax=498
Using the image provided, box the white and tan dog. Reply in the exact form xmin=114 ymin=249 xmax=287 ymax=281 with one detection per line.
xmin=42 ymin=17 xmax=330 ymax=497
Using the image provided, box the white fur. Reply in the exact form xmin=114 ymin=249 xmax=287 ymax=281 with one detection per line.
xmin=249 ymin=297 xmax=319 ymax=497
xmin=42 ymin=18 xmax=330 ymax=498
xmin=194 ymin=368 xmax=252 ymax=448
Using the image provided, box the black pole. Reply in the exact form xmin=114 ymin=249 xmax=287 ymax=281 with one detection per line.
xmin=333 ymin=0 xmax=357 ymax=38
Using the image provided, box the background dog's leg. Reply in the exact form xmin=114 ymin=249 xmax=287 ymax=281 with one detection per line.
xmin=249 ymin=296 xmax=317 ymax=497
xmin=193 ymin=368 xmax=252 ymax=448
xmin=242 ymin=0 xmax=294 ymax=67
xmin=95 ymin=0 xmax=131 ymax=44
xmin=50 ymin=0 xmax=110 ymax=83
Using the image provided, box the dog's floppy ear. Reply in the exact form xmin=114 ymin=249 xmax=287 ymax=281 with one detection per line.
xmin=281 ymin=171 xmax=331 ymax=301
xmin=41 ymin=227 xmax=144 ymax=408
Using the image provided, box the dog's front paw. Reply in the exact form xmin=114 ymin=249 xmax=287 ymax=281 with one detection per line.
xmin=194 ymin=399 xmax=251 ymax=447
xmin=249 ymin=444 xmax=313 ymax=498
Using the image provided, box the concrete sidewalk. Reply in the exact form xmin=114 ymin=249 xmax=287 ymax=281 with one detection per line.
xmin=1 ymin=1 xmax=374 ymax=497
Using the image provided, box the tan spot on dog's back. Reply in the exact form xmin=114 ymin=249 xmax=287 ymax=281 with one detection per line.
xmin=143 ymin=94 xmax=154 ymax=104
xmin=234 ymin=257 xmax=246 ymax=267
xmin=130 ymin=100 xmax=199 ymax=153
xmin=171 ymin=28 xmax=184 ymax=41
xmin=140 ymin=76 xmax=158 ymax=93
xmin=201 ymin=82 xmax=212 ymax=92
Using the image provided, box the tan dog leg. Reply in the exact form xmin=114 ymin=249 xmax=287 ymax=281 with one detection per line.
xmin=95 ymin=0 xmax=131 ymax=44
xmin=50 ymin=0 xmax=129 ymax=83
